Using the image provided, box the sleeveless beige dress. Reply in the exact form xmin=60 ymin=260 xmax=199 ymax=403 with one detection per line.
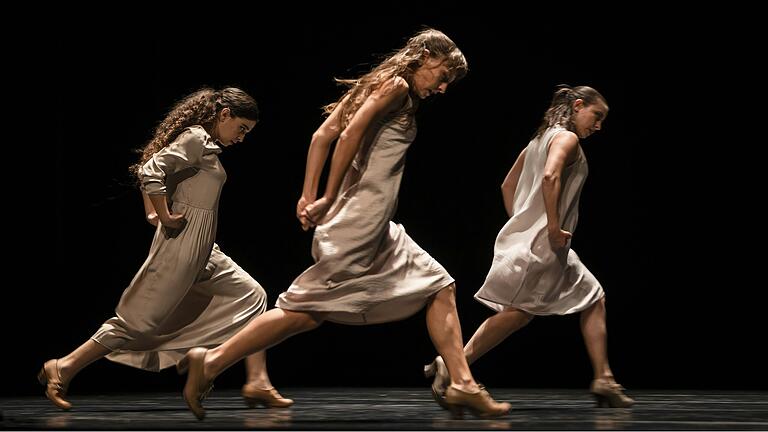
xmin=475 ymin=126 xmax=605 ymax=315
xmin=278 ymin=96 xmax=454 ymax=324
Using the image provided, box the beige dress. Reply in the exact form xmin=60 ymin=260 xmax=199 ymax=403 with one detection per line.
xmin=475 ymin=126 xmax=605 ymax=315
xmin=92 ymin=126 xmax=267 ymax=371
xmin=277 ymin=96 xmax=454 ymax=324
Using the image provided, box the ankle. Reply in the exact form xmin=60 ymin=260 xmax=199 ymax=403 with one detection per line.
xmin=594 ymin=373 xmax=615 ymax=382
xmin=451 ymin=382 xmax=480 ymax=394
xmin=245 ymin=379 xmax=273 ymax=390
xmin=201 ymin=352 xmax=219 ymax=382
xmin=55 ymin=359 xmax=74 ymax=383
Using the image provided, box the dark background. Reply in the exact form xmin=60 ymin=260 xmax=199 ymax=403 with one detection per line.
xmin=8 ymin=11 xmax=764 ymax=398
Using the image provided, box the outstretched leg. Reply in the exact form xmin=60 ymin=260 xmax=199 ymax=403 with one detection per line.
xmin=464 ymin=308 xmax=533 ymax=365
xmin=181 ymin=308 xmax=325 ymax=419
xmin=38 ymin=339 xmax=111 ymax=410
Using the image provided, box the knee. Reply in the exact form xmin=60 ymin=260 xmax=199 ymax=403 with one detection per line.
xmin=287 ymin=310 xmax=325 ymax=332
xmin=502 ymin=309 xmax=534 ymax=326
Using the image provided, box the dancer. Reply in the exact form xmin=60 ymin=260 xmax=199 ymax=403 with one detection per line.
xmin=39 ymin=87 xmax=291 ymax=410
xmin=425 ymin=84 xmax=634 ymax=408
xmin=179 ymin=28 xmax=511 ymax=420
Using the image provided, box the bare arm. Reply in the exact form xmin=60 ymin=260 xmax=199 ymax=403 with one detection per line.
xmin=324 ymin=78 xmax=409 ymax=200
xmin=542 ymin=131 xmax=579 ymax=249
xmin=301 ymin=97 xmax=346 ymax=201
xmin=142 ymin=190 xmax=159 ymax=226
xmin=301 ymin=77 xmax=410 ymax=229
xmin=501 ymin=148 xmax=526 ymax=217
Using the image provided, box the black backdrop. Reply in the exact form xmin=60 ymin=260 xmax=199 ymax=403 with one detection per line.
xmin=8 ymin=12 xmax=764 ymax=398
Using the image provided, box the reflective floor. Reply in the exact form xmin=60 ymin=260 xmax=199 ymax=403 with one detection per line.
xmin=2 ymin=388 xmax=767 ymax=430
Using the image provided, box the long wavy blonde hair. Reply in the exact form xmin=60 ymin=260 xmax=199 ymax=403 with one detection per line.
xmin=131 ymin=87 xmax=259 ymax=178
xmin=324 ymin=28 xmax=468 ymax=128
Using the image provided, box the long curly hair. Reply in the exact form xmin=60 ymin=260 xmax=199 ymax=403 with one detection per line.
xmin=131 ymin=87 xmax=259 ymax=178
xmin=324 ymin=28 xmax=468 ymax=128
xmin=535 ymin=84 xmax=607 ymax=138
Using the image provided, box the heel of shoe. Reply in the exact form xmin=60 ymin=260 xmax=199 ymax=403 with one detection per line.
xmin=243 ymin=396 xmax=258 ymax=409
xmin=424 ymin=360 xmax=436 ymax=379
xmin=593 ymin=394 xmax=610 ymax=408
xmin=447 ymin=403 xmax=464 ymax=418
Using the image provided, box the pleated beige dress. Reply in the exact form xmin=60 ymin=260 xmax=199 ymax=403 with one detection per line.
xmin=277 ymin=96 xmax=454 ymax=324
xmin=475 ymin=126 xmax=605 ymax=315
xmin=92 ymin=126 xmax=267 ymax=371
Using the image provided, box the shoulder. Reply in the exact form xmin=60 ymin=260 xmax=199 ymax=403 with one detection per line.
xmin=181 ymin=125 xmax=210 ymax=142
xmin=550 ymin=129 xmax=579 ymax=153
xmin=373 ymin=76 xmax=409 ymax=100
xmin=173 ymin=125 xmax=210 ymax=148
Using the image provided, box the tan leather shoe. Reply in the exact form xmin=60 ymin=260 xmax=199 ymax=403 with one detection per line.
xmin=590 ymin=378 xmax=635 ymax=408
xmin=423 ymin=356 xmax=450 ymax=410
xmin=242 ymin=384 xmax=294 ymax=408
xmin=178 ymin=348 xmax=213 ymax=420
xmin=444 ymin=385 xmax=511 ymax=418
xmin=37 ymin=359 xmax=71 ymax=410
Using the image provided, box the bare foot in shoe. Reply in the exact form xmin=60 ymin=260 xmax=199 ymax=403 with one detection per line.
xmin=38 ymin=359 xmax=72 ymax=410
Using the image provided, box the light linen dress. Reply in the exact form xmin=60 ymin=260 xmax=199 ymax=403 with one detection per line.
xmin=92 ymin=126 xmax=266 ymax=371
xmin=475 ymin=126 xmax=605 ymax=315
xmin=277 ymin=96 xmax=454 ymax=324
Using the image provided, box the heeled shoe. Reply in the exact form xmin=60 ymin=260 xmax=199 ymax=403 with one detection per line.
xmin=590 ymin=378 xmax=634 ymax=408
xmin=423 ymin=356 xmax=450 ymax=410
xmin=37 ymin=359 xmax=71 ymax=410
xmin=178 ymin=348 xmax=214 ymax=420
xmin=242 ymin=384 xmax=294 ymax=408
xmin=443 ymin=385 xmax=511 ymax=418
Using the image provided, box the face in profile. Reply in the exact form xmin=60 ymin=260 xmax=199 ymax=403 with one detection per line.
xmin=411 ymin=55 xmax=453 ymax=99
xmin=216 ymin=108 xmax=257 ymax=146
xmin=572 ymin=100 xmax=609 ymax=139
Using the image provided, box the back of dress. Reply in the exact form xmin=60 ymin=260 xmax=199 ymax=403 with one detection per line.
xmin=474 ymin=126 xmax=604 ymax=315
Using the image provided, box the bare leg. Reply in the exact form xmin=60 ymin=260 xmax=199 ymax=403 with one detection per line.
xmin=39 ymin=339 xmax=111 ymax=409
xmin=181 ymin=308 xmax=325 ymax=418
xmin=425 ymin=284 xmax=478 ymax=392
xmin=243 ymin=352 xmax=272 ymax=389
xmin=580 ymin=297 xmax=613 ymax=380
xmin=203 ymin=308 xmax=325 ymax=382
xmin=581 ymin=297 xmax=634 ymax=407
xmin=242 ymin=351 xmax=294 ymax=408
xmin=425 ymin=284 xmax=512 ymax=417
xmin=57 ymin=339 xmax=112 ymax=384
xmin=464 ymin=309 xmax=533 ymax=365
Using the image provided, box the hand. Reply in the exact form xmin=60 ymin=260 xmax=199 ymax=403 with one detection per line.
xmin=147 ymin=212 xmax=159 ymax=227
xmin=296 ymin=195 xmax=314 ymax=231
xmin=300 ymin=197 xmax=332 ymax=231
xmin=548 ymin=228 xmax=572 ymax=250
xmin=161 ymin=212 xmax=187 ymax=230
xmin=161 ymin=213 xmax=187 ymax=239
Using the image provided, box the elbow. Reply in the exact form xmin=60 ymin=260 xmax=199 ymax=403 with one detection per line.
xmin=542 ymin=172 xmax=559 ymax=185
xmin=310 ymin=131 xmax=330 ymax=149
xmin=338 ymin=131 xmax=351 ymax=144
xmin=337 ymin=131 xmax=359 ymax=148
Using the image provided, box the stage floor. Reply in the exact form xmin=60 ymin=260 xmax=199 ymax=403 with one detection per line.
xmin=2 ymin=388 xmax=767 ymax=430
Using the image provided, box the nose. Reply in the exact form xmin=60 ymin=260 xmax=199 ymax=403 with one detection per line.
xmin=437 ymin=83 xmax=448 ymax=94
xmin=594 ymin=120 xmax=602 ymax=131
